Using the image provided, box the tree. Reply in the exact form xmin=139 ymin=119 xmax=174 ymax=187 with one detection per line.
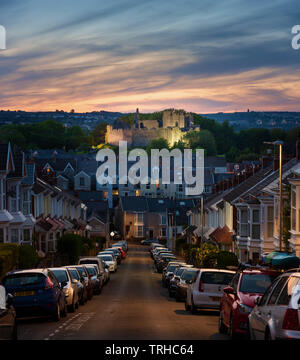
xmin=90 ymin=122 xmax=108 ymax=146
xmin=184 ymin=130 xmax=217 ymax=155
xmin=146 ymin=138 xmax=170 ymax=154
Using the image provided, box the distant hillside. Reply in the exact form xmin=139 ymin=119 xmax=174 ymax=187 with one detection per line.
xmin=201 ymin=111 xmax=300 ymax=130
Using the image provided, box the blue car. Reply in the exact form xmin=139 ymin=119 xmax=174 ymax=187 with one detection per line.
xmin=2 ymin=269 xmax=67 ymax=321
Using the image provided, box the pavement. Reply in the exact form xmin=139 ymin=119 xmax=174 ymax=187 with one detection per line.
xmin=17 ymin=244 xmax=229 ymax=340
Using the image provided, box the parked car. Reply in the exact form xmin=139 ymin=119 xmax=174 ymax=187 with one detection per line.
xmin=111 ymin=246 xmax=126 ymax=259
xmin=169 ymin=266 xmax=194 ymax=297
xmin=68 ymin=265 xmax=93 ymax=301
xmin=112 ymin=242 xmax=127 ymax=253
xmin=162 ymin=262 xmax=186 ymax=288
xmin=98 ymin=254 xmax=118 ymax=273
xmin=156 ymin=254 xmax=177 ymax=273
xmin=66 ymin=267 xmax=87 ymax=305
xmin=248 ymin=269 xmax=300 ymax=340
xmin=141 ymin=239 xmax=159 ymax=245
xmin=154 ymin=250 xmax=173 ymax=264
xmin=97 ymin=259 xmax=110 ymax=283
xmin=0 ymin=285 xmax=17 ymax=340
xmin=49 ymin=268 xmax=79 ymax=312
xmin=219 ymin=268 xmax=280 ymax=338
xmin=2 ymin=269 xmax=67 ymax=321
xmin=84 ymin=265 xmax=102 ymax=295
xmin=78 ymin=257 xmax=106 ymax=287
xmin=106 ymin=248 xmax=122 ymax=264
xmin=175 ymin=268 xmax=200 ymax=302
xmin=186 ymin=269 xmax=235 ymax=313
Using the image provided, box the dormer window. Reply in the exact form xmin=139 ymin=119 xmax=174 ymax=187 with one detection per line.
xmin=80 ymin=177 xmax=85 ymax=186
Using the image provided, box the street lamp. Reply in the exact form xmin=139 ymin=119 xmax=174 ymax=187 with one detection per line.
xmin=264 ymin=140 xmax=284 ymax=251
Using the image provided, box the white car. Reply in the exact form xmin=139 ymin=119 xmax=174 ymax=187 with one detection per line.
xmin=185 ymin=269 xmax=235 ymax=313
xmin=98 ymin=254 xmax=118 ymax=273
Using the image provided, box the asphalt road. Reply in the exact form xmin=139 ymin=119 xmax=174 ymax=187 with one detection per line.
xmin=18 ymin=244 xmax=229 ymax=340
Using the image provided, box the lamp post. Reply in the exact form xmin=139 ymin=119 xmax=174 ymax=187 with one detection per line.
xmin=264 ymin=140 xmax=284 ymax=251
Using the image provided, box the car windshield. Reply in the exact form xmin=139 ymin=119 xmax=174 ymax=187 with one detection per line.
xmin=3 ymin=273 xmax=45 ymax=287
xmin=182 ymin=270 xmax=198 ymax=280
xmin=201 ymin=272 xmax=234 ymax=285
xmin=240 ymin=274 xmax=277 ymax=294
xmin=51 ymin=270 xmax=69 ymax=283
xmin=86 ymin=267 xmax=96 ymax=275
xmin=100 ymin=256 xmax=113 ymax=261
xmin=68 ymin=269 xmax=80 ymax=281
xmin=168 ymin=265 xmax=180 ymax=272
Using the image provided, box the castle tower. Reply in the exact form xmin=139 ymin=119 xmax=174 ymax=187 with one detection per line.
xmin=134 ymin=108 xmax=139 ymax=128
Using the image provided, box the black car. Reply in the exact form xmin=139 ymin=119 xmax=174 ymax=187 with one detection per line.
xmin=0 ymin=285 xmax=17 ymax=340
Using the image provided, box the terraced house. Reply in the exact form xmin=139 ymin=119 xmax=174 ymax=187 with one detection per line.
xmin=0 ymin=143 xmax=36 ymax=244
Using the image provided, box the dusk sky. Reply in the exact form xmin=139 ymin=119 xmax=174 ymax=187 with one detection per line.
xmin=0 ymin=0 xmax=300 ymax=113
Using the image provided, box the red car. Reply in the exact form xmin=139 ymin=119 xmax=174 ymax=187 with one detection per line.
xmin=219 ymin=268 xmax=280 ymax=338
xmin=114 ymin=246 xmax=126 ymax=259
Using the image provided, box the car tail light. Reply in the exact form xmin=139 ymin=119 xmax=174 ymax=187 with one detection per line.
xmin=198 ymin=279 xmax=204 ymax=292
xmin=45 ymin=277 xmax=54 ymax=290
xmin=282 ymin=309 xmax=300 ymax=331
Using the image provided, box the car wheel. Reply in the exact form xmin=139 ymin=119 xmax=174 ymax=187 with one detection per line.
xmin=53 ymin=302 xmax=61 ymax=322
xmin=185 ymin=299 xmax=191 ymax=311
xmin=11 ymin=321 xmax=17 ymax=340
xmin=68 ymin=297 xmax=76 ymax=313
xmin=218 ymin=309 xmax=227 ymax=334
xmin=191 ymin=298 xmax=197 ymax=314
xmin=229 ymin=314 xmax=238 ymax=339
xmin=264 ymin=327 xmax=272 ymax=341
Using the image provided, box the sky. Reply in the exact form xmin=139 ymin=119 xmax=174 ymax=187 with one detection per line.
xmin=0 ymin=0 xmax=300 ymax=113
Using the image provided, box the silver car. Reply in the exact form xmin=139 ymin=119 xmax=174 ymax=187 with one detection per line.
xmin=249 ymin=270 xmax=300 ymax=340
xmin=50 ymin=268 xmax=79 ymax=313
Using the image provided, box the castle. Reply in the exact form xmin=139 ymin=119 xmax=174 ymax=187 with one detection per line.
xmin=105 ymin=109 xmax=200 ymax=147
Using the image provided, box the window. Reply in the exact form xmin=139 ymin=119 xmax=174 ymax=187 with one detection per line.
xmin=201 ymin=272 xmax=235 ymax=285
xmin=160 ymin=227 xmax=167 ymax=237
xmin=240 ymin=274 xmax=277 ymax=294
xmin=23 ymin=229 xmax=30 ymax=242
xmin=259 ymin=278 xmax=280 ymax=307
xmin=291 ymin=185 xmax=297 ymax=231
xmin=251 ymin=209 xmax=260 ymax=239
xmin=268 ymin=277 xmax=288 ymax=305
xmin=11 ymin=229 xmax=19 ymax=243
xmin=79 ymin=177 xmax=85 ymax=186
xmin=23 ymin=190 xmax=31 ymax=215
xmin=231 ymin=274 xmax=240 ymax=291
xmin=239 ymin=208 xmax=249 ymax=237
xmin=161 ymin=215 xmax=167 ymax=225
xmin=0 ymin=229 xmax=4 ymax=243
xmin=267 ymin=206 xmax=274 ymax=237
xmin=277 ymin=276 xmax=300 ymax=306
xmin=135 ymin=213 xmax=144 ymax=224
xmin=135 ymin=226 xmax=143 ymax=237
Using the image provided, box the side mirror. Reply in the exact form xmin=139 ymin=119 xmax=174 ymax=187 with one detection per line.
xmin=185 ymin=279 xmax=193 ymax=285
xmin=254 ymin=297 xmax=261 ymax=306
xmin=223 ymin=286 xmax=236 ymax=295
xmin=6 ymin=293 xmax=14 ymax=308
xmin=72 ymin=279 xmax=78 ymax=284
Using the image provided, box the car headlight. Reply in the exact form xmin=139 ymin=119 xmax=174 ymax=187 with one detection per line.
xmin=238 ymin=303 xmax=253 ymax=314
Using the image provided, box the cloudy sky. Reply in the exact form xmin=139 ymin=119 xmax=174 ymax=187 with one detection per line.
xmin=0 ymin=0 xmax=300 ymax=113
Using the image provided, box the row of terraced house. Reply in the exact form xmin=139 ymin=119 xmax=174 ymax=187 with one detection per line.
xmin=0 ymin=143 xmax=109 ymax=256
xmin=186 ymin=140 xmax=300 ymax=262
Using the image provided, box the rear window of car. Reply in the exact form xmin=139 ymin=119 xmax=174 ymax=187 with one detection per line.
xmin=86 ymin=267 xmax=96 ymax=275
xmin=74 ymin=266 xmax=88 ymax=277
xmin=3 ymin=273 xmax=45 ymax=287
xmin=277 ymin=276 xmax=300 ymax=306
xmin=240 ymin=273 xmax=277 ymax=294
xmin=51 ymin=270 xmax=69 ymax=283
xmin=79 ymin=260 xmax=98 ymax=265
xmin=201 ymin=272 xmax=234 ymax=285
xmin=182 ymin=270 xmax=198 ymax=280
xmin=68 ymin=269 xmax=80 ymax=281
xmin=175 ymin=268 xmax=186 ymax=277
xmin=167 ymin=265 xmax=180 ymax=272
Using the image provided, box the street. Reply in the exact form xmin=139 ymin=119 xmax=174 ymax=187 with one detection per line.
xmin=17 ymin=244 xmax=229 ymax=340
